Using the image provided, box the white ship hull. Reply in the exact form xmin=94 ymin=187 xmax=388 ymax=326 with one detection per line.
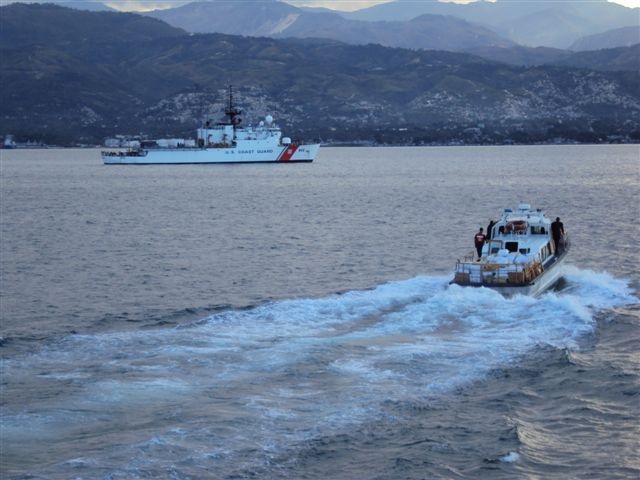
xmin=102 ymin=143 xmax=320 ymax=165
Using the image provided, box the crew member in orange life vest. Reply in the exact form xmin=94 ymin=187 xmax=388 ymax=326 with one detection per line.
xmin=474 ymin=227 xmax=486 ymax=260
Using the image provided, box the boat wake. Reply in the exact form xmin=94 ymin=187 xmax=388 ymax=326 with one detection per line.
xmin=2 ymin=266 xmax=637 ymax=476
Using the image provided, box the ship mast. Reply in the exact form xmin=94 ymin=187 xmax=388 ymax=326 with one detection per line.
xmin=224 ymin=85 xmax=242 ymax=128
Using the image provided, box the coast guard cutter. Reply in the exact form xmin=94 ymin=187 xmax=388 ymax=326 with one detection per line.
xmin=102 ymin=87 xmax=320 ymax=165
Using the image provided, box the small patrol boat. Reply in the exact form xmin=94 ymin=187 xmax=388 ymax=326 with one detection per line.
xmin=2 ymin=135 xmax=17 ymax=149
xmin=452 ymin=204 xmax=569 ymax=296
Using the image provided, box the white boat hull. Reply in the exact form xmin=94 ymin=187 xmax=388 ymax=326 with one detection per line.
xmin=102 ymin=143 xmax=320 ymax=165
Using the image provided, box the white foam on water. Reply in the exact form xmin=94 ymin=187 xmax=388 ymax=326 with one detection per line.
xmin=2 ymin=268 xmax=636 ymax=469
xmin=194 ymin=275 xmax=447 ymax=338
xmin=81 ymin=378 xmax=192 ymax=406
xmin=560 ymin=265 xmax=638 ymax=309
xmin=320 ymin=274 xmax=622 ymax=398
xmin=330 ymin=357 xmax=397 ymax=380
xmin=500 ymin=451 xmax=521 ymax=463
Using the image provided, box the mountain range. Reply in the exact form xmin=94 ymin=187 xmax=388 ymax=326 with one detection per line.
xmin=345 ymin=0 xmax=639 ymax=49
xmin=144 ymin=0 xmax=640 ymax=67
xmin=142 ymin=0 xmax=639 ymax=50
xmin=147 ymin=1 xmax=516 ymax=52
xmin=1 ymin=3 xmax=639 ymax=145
xmin=10 ymin=0 xmax=640 ymax=52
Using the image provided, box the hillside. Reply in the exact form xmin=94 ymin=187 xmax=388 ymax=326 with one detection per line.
xmin=147 ymin=1 xmax=515 ymax=52
xmin=1 ymin=4 xmax=639 ymax=145
xmin=552 ymin=44 xmax=640 ymax=72
xmin=463 ymin=44 xmax=639 ymax=72
xmin=0 ymin=3 xmax=185 ymax=49
xmin=278 ymin=13 xmax=514 ymax=51
xmin=462 ymin=46 xmax=572 ymax=68
xmin=570 ymin=26 xmax=640 ymax=51
xmin=147 ymin=0 xmax=299 ymax=36
xmin=346 ymin=0 xmax=638 ymax=49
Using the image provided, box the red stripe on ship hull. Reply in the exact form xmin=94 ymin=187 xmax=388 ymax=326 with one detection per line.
xmin=278 ymin=145 xmax=299 ymax=162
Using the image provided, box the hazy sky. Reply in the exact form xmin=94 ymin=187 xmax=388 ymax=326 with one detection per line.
xmin=101 ymin=0 xmax=640 ymax=12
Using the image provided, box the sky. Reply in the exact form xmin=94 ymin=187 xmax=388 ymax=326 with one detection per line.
xmin=98 ymin=0 xmax=640 ymax=12
xmin=287 ymin=0 xmax=640 ymax=9
xmin=2 ymin=0 xmax=637 ymax=10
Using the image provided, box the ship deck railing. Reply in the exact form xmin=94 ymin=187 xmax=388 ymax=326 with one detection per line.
xmin=101 ymin=150 xmax=147 ymax=157
xmin=454 ymin=253 xmax=543 ymax=286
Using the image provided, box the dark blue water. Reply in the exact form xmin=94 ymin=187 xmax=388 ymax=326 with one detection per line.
xmin=1 ymin=145 xmax=638 ymax=479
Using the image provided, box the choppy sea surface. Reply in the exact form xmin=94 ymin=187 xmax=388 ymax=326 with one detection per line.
xmin=1 ymin=145 xmax=639 ymax=479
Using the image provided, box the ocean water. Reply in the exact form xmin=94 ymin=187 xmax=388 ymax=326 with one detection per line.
xmin=1 ymin=145 xmax=638 ymax=479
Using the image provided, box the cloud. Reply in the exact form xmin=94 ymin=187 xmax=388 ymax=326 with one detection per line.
xmin=608 ymin=0 xmax=640 ymax=6
xmin=99 ymin=0 xmax=476 ymax=12
xmin=284 ymin=0 xmax=393 ymax=11
xmin=19 ymin=0 xmax=640 ymax=12
xmin=104 ymin=1 xmax=393 ymax=12
xmin=284 ymin=0 xmax=640 ymax=9
xmin=104 ymin=0 xmax=187 ymax=11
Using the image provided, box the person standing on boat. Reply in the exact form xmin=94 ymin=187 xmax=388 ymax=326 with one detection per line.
xmin=551 ymin=217 xmax=565 ymax=254
xmin=486 ymin=219 xmax=496 ymax=240
xmin=474 ymin=227 xmax=486 ymax=260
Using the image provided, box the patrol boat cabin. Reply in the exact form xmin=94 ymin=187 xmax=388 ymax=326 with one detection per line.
xmin=452 ymin=204 xmax=569 ymax=296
